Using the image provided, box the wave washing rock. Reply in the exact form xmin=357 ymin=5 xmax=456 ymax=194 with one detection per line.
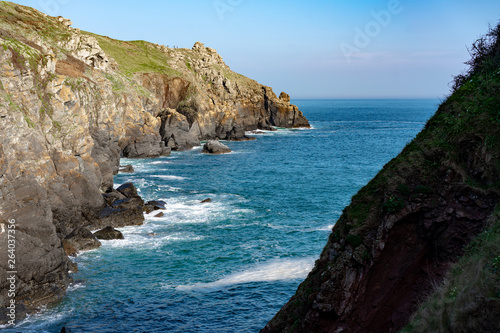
xmin=0 ymin=2 xmax=309 ymax=323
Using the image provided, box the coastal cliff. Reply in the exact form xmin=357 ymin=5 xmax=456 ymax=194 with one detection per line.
xmin=0 ymin=1 xmax=309 ymax=323
xmin=262 ymin=24 xmax=500 ymax=333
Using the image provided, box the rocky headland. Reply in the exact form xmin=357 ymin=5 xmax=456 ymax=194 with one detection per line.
xmin=0 ymin=1 xmax=308 ymax=323
xmin=262 ymin=23 xmax=500 ymax=333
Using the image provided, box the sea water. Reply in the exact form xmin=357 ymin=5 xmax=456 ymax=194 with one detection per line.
xmin=7 ymin=99 xmax=438 ymax=333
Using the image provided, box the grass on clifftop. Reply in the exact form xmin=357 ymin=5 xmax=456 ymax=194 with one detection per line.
xmin=84 ymin=32 xmax=183 ymax=77
xmin=0 ymin=1 xmax=72 ymax=50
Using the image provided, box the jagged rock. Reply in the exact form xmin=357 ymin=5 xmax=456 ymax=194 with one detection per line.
xmin=102 ymin=188 xmax=127 ymax=206
xmin=122 ymin=133 xmax=166 ymax=158
xmin=119 ymin=164 xmax=134 ymax=173
xmin=145 ymin=200 xmax=167 ymax=213
xmin=57 ymin=16 xmax=73 ymax=28
xmin=117 ymin=183 xmax=139 ymax=198
xmin=93 ymin=226 xmax=124 ymax=240
xmin=160 ymin=108 xmax=200 ymax=151
xmin=94 ymin=183 xmax=145 ymax=229
xmin=63 ymin=227 xmax=101 ymax=253
xmin=279 ymin=92 xmax=290 ymax=103
xmin=202 ymin=140 xmax=231 ymax=154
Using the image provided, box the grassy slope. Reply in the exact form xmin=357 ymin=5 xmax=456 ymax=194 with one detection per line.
xmin=337 ymin=22 xmax=500 ymax=332
xmin=399 ymin=23 xmax=500 ymax=333
xmin=265 ymin=22 xmax=500 ymax=333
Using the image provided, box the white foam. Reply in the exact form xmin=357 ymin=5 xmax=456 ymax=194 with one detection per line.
xmin=67 ymin=282 xmax=86 ymax=292
xmin=174 ymin=257 xmax=314 ymax=291
xmin=10 ymin=305 xmax=73 ymax=332
xmin=155 ymin=195 xmax=248 ymax=225
xmin=149 ymin=160 xmax=172 ymax=165
xmin=99 ymin=230 xmax=204 ymax=250
xmin=153 ymin=175 xmax=186 ymax=181
xmin=316 ymin=224 xmax=335 ymax=231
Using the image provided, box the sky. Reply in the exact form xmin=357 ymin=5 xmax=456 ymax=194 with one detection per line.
xmin=9 ymin=0 xmax=500 ymax=99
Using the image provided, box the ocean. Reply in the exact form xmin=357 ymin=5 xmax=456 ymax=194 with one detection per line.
xmin=7 ymin=99 xmax=438 ymax=333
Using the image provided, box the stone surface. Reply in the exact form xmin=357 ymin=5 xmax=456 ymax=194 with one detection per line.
xmin=63 ymin=227 xmax=102 ymax=253
xmin=144 ymin=200 xmax=167 ymax=214
xmin=0 ymin=2 xmax=309 ymax=323
xmin=159 ymin=108 xmax=200 ymax=151
xmin=95 ymin=184 xmax=145 ymax=229
xmin=93 ymin=226 xmax=124 ymax=240
xmin=202 ymin=140 xmax=231 ymax=154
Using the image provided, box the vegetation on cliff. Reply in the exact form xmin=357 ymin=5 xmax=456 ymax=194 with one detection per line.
xmin=262 ymin=22 xmax=500 ymax=333
xmin=401 ymin=22 xmax=500 ymax=333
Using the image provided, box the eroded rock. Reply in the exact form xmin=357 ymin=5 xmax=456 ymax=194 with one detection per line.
xmin=202 ymin=140 xmax=231 ymax=154
xmin=93 ymin=226 xmax=124 ymax=240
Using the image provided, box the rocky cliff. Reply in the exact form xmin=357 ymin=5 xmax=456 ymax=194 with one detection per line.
xmin=0 ymin=1 xmax=309 ymax=323
xmin=262 ymin=23 xmax=500 ymax=333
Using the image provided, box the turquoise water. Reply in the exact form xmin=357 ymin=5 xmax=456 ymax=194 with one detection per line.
xmin=8 ymin=99 xmax=438 ymax=333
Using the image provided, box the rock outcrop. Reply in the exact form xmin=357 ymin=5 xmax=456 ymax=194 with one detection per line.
xmin=93 ymin=227 xmax=124 ymax=240
xmin=96 ymin=183 xmax=145 ymax=229
xmin=0 ymin=2 xmax=309 ymax=323
xmin=202 ymin=140 xmax=232 ymax=154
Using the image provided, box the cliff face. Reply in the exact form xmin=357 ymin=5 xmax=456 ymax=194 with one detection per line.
xmin=262 ymin=24 xmax=500 ymax=333
xmin=0 ymin=1 xmax=309 ymax=323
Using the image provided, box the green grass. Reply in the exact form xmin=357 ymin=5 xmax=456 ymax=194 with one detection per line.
xmin=401 ymin=210 xmax=500 ymax=333
xmin=84 ymin=33 xmax=182 ymax=77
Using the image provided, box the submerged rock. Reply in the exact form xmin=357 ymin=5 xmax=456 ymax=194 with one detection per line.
xmin=201 ymin=198 xmax=212 ymax=203
xmin=202 ymin=140 xmax=231 ymax=154
xmin=93 ymin=226 xmax=124 ymax=240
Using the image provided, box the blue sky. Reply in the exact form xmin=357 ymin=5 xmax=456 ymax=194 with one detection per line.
xmin=10 ymin=0 xmax=500 ymax=99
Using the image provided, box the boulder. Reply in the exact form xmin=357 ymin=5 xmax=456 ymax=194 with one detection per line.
xmin=117 ymin=182 xmax=139 ymax=198
xmin=144 ymin=200 xmax=167 ymax=214
xmin=94 ymin=183 xmax=145 ymax=229
xmin=102 ymin=188 xmax=127 ymax=206
xmin=201 ymin=198 xmax=212 ymax=203
xmin=119 ymin=164 xmax=134 ymax=173
xmin=202 ymin=140 xmax=231 ymax=154
xmin=154 ymin=212 xmax=164 ymax=218
xmin=63 ymin=227 xmax=101 ymax=255
xmin=93 ymin=226 xmax=124 ymax=240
